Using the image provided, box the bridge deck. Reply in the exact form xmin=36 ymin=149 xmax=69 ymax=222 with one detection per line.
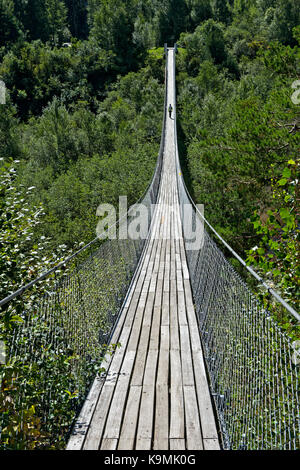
xmin=67 ymin=48 xmax=220 ymax=451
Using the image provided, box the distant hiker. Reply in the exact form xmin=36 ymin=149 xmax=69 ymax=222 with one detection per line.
xmin=168 ymin=104 xmax=173 ymax=118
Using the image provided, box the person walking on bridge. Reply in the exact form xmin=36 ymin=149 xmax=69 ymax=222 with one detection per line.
xmin=168 ymin=103 xmax=173 ymax=118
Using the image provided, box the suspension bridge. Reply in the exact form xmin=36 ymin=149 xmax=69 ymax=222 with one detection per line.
xmin=67 ymin=46 xmax=219 ymax=451
xmin=0 ymin=46 xmax=299 ymax=451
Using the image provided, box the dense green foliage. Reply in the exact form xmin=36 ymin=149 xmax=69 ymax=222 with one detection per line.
xmin=0 ymin=40 xmax=164 ymax=247
xmin=0 ymin=0 xmax=299 ymax=450
xmin=174 ymin=3 xmax=299 ymax=312
xmin=0 ymin=161 xmax=74 ymax=449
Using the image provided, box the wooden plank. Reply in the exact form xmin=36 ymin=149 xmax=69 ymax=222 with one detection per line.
xmin=145 ymin=261 xmax=154 ymax=280
xmin=127 ymin=306 xmax=145 ymax=352
xmin=176 ymin=214 xmax=182 ymax=241
xmin=188 ymin=321 xmax=202 ymax=353
xmin=103 ymin=350 xmax=136 ymax=439
xmin=135 ymin=266 xmax=148 ymax=293
xmin=154 ymin=384 xmax=169 ymax=450
xmin=170 ymin=321 xmax=180 ymax=350
xmin=154 ymin=279 xmax=163 ymax=306
xmin=169 ymin=439 xmax=185 ymax=450
xmin=118 ymin=385 xmax=142 ymax=448
xmin=136 ymin=385 xmax=155 ymax=441
xmin=170 ymin=279 xmax=179 ymax=351
xmin=100 ymin=438 xmax=118 ymax=450
xmin=134 ymin=243 xmax=152 ymax=293
xmin=169 ymin=350 xmax=184 ymax=439
xmin=142 ymin=292 xmax=155 ymax=327
xmin=136 ymin=303 xmax=158 ymax=446
xmin=156 ymin=326 xmax=169 ymax=386
xmin=153 ymin=438 xmax=168 ymax=450
xmin=193 ymin=350 xmax=219 ymax=441
xmin=143 ymin=349 xmax=158 ymax=386
xmin=135 ymin=438 xmax=151 ymax=450
xmin=157 ymin=240 xmax=166 ymax=282
xmin=118 ymin=438 xmax=135 ymax=450
xmin=149 ymin=268 xmax=158 ymax=292
xmin=161 ymin=290 xmax=170 ymax=326
xmin=182 ymin=259 xmax=190 ymax=280
xmin=149 ymin=306 xmax=161 ymax=351
xmin=163 ymin=271 xmax=170 ymax=292
xmin=145 ymin=239 xmax=159 ymax=281
xmin=183 ymin=279 xmax=202 ymax=352
xmin=131 ymin=326 xmax=150 ymax=386
xmin=131 ymin=287 xmax=156 ymax=383
xmin=164 ymin=240 xmax=170 ymax=293
xmin=183 ymin=385 xmax=203 ymax=450
xmin=176 ymin=269 xmax=184 ymax=292
xmin=152 ymin=239 xmax=162 ymax=275
xmin=204 ymin=439 xmax=221 ymax=450
xmin=138 ymin=349 xmax=158 ymax=448
xmin=180 ymin=325 xmax=194 ymax=386
xmin=141 ymin=280 xmax=150 ymax=297
xmin=170 ymin=241 xmax=176 ymax=281
xmin=124 ymin=291 xmax=141 ymax=328
xmin=83 ymin=383 xmax=115 ymax=450
xmin=183 ymin=279 xmax=197 ymax=327
xmin=177 ymin=291 xmax=187 ymax=326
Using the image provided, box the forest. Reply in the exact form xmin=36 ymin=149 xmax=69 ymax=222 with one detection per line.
xmin=0 ymin=0 xmax=299 ymax=450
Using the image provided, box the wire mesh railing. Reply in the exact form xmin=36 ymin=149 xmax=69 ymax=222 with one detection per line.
xmin=172 ymin=46 xmax=299 ymax=450
xmin=0 ymin=50 xmax=168 ymax=450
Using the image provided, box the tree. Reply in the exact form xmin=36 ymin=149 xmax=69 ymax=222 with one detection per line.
xmin=0 ymin=161 xmax=56 ymax=298
xmin=0 ymin=160 xmax=93 ymax=450
xmin=211 ymin=0 xmax=232 ymax=24
xmin=247 ymin=159 xmax=300 ymax=325
xmin=0 ymin=99 xmax=20 ymax=161
xmin=0 ymin=0 xmax=21 ymax=47
xmin=167 ymin=0 xmax=189 ymax=42
xmin=0 ymin=40 xmax=114 ymax=119
xmin=90 ymin=0 xmax=138 ymax=70
xmin=132 ymin=14 xmax=157 ymax=51
xmin=186 ymin=0 xmax=212 ymax=29
xmin=180 ymin=19 xmax=233 ymax=75
xmin=266 ymin=0 xmax=300 ymax=46
xmin=64 ymin=0 xmax=88 ymax=39
xmin=13 ymin=0 xmax=49 ymax=42
xmin=45 ymin=0 xmax=69 ymax=45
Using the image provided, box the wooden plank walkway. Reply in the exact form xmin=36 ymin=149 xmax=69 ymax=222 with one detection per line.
xmin=67 ymin=48 xmax=220 ymax=451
